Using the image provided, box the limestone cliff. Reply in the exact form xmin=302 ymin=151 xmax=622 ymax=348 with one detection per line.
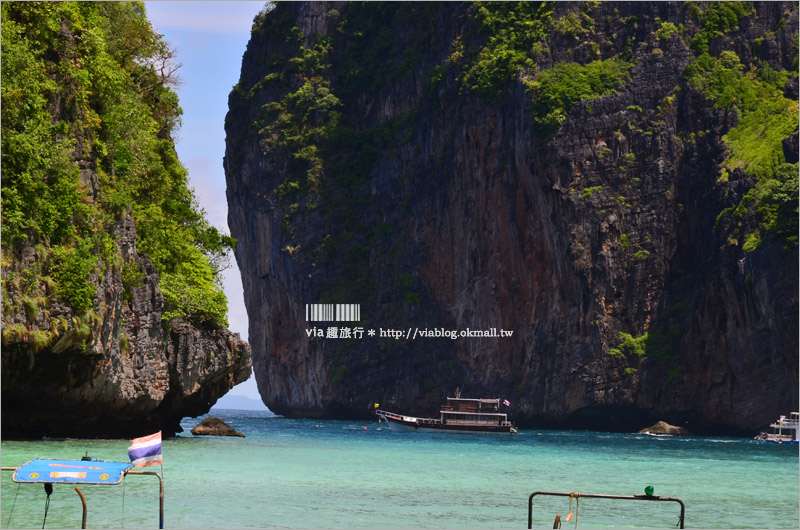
xmin=225 ymin=2 xmax=798 ymax=434
xmin=1 ymin=216 xmax=250 ymax=438
xmin=1 ymin=2 xmax=251 ymax=438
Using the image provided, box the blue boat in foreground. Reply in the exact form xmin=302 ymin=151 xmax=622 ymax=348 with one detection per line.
xmin=2 ymin=455 xmax=163 ymax=529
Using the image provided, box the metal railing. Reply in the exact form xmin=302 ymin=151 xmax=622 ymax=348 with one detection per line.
xmin=527 ymin=490 xmax=685 ymax=529
xmin=1 ymin=466 xmax=164 ymax=529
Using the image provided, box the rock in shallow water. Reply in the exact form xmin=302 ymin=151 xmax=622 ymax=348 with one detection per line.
xmin=191 ymin=417 xmax=246 ymax=437
xmin=638 ymin=421 xmax=690 ymax=436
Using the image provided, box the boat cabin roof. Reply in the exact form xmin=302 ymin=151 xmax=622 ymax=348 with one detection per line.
xmin=12 ymin=458 xmax=132 ymax=485
xmin=442 ymin=410 xmax=507 ymax=417
xmin=446 ymin=397 xmax=500 ymax=404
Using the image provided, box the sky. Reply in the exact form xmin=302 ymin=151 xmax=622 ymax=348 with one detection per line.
xmin=145 ymin=1 xmax=268 ymax=407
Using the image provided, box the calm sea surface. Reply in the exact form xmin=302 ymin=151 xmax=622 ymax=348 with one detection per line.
xmin=1 ymin=409 xmax=798 ymax=529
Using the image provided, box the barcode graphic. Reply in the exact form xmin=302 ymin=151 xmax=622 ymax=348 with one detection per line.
xmin=305 ymin=304 xmax=361 ymax=322
xmin=336 ymin=303 xmax=360 ymax=321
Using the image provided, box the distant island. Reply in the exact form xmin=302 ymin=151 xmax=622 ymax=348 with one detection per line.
xmin=212 ymin=394 xmax=273 ymax=412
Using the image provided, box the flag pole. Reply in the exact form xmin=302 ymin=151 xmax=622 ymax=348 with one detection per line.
xmin=159 ymin=431 xmax=164 ymax=529
xmin=128 ymin=431 xmax=164 ymax=528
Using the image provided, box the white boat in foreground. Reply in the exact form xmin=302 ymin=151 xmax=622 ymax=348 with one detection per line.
xmin=755 ymin=412 xmax=799 ymax=444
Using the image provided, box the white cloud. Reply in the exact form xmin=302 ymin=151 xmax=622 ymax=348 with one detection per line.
xmin=145 ymin=1 xmax=266 ymax=35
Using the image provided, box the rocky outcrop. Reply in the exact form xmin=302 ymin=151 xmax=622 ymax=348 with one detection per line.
xmin=191 ymin=417 xmax=246 ymax=437
xmin=638 ymin=421 xmax=690 ymax=436
xmin=225 ymin=2 xmax=798 ymax=434
xmin=1 ymin=2 xmax=251 ymax=439
xmin=1 ymin=215 xmax=251 ymax=438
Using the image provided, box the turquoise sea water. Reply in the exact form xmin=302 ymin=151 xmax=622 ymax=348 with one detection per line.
xmin=2 ymin=409 xmax=798 ymax=529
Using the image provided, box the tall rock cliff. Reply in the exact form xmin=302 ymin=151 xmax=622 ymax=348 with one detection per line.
xmin=1 ymin=2 xmax=250 ymax=438
xmin=225 ymin=1 xmax=798 ymax=434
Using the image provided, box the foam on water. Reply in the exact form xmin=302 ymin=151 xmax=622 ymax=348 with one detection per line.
xmin=2 ymin=410 xmax=798 ymax=529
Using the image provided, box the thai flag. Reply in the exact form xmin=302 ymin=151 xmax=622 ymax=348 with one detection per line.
xmin=128 ymin=431 xmax=162 ymax=467
xmin=503 ymin=399 xmax=511 ymax=407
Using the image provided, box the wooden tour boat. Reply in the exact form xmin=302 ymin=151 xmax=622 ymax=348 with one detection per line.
xmin=376 ymin=389 xmax=518 ymax=434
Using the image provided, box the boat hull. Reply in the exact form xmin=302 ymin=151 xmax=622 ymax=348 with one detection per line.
xmin=378 ymin=411 xmax=517 ymax=434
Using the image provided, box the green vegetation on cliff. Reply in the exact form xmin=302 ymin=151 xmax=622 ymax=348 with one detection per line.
xmin=686 ymin=51 xmax=799 ymax=250
xmin=527 ymin=58 xmax=633 ymax=135
xmin=459 ymin=2 xmax=553 ymax=98
xmin=456 ymin=2 xmax=632 ymax=136
xmin=687 ymin=1 xmax=754 ymax=54
xmin=1 ymin=2 xmax=233 ymax=327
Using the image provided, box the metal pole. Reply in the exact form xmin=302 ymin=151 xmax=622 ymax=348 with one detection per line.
xmin=528 ymin=490 xmax=534 ymax=529
xmin=74 ymin=487 xmax=87 ymax=529
xmin=127 ymin=470 xmax=164 ymax=529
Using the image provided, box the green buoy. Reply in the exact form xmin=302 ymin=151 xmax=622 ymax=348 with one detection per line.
xmin=644 ymin=485 xmax=654 ymax=496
